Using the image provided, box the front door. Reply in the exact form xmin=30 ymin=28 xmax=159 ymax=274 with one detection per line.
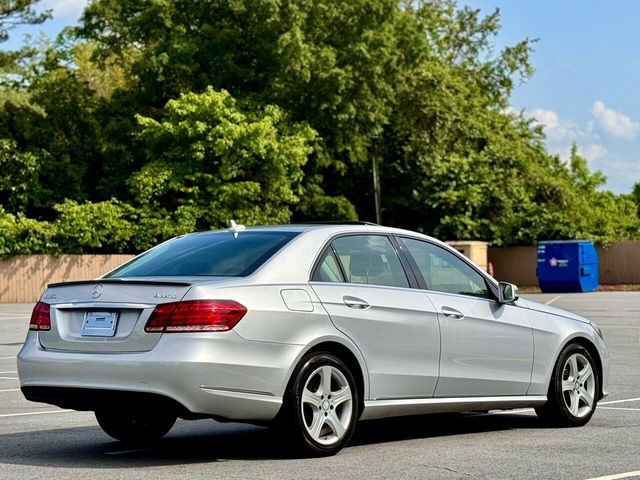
xmin=399 ymin=237 xmax=534 ymax=397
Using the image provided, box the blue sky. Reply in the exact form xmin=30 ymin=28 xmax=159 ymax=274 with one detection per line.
xmin=467 ymin=0 xmax=640 ymax=194
xmin=3 ymin=0 xmax=87 ymax=47
xmin=4 ymin=0 xmax=640 ymax=194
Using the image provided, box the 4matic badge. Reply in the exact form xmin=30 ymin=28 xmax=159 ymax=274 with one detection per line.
xmin=154 ymin=293 xmax=177 ymax=299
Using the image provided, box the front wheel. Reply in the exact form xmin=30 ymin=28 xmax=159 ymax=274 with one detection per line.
xmin=536 ymin=343 xmax=599 ymax=427
xmin=95 ymin=409 xmax=177 ymax=443
xmin=276 ymin=352 xmax=359 ymax=456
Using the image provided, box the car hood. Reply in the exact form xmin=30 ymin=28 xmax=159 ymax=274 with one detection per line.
xmin=516 ymin=297 xmax=591 ymax=324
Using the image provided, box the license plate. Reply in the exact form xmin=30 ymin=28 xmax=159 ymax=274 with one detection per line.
xmin=81 ymin=311 xmax=118 ymax=337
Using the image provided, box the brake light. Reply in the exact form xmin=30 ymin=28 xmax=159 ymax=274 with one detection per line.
xmin=29 ymin=302 xmax=51 ymax=331
xmin=144 ymin=300 xmax=247 ymax=333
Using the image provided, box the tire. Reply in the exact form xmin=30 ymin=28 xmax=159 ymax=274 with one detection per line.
xmin=275 ymin=352 xmax=359 ymax=457
xmin=536 ymin=343 xmax=599 ymax=427
xmin=95 ymin=409 xmax=177 ymax=443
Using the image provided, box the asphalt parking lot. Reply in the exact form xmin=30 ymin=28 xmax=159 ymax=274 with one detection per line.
xmin=0 ymin=293 xmax=639 ymax=480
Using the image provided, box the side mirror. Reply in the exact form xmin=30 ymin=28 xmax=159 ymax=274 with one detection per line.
xmin=498 ymin=281 xmax=518 ymax=303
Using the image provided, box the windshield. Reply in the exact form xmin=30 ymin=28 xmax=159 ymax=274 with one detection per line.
xmin=105 ymin=230 xmax=299 ymax=278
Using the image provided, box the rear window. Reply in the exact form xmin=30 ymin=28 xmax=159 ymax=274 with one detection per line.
xmin=105 ymin=231 xmax=299 ymax=278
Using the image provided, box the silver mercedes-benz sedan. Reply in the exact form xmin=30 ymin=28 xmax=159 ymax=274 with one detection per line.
xmin=18 ymin=222 xmax=609 ymax=456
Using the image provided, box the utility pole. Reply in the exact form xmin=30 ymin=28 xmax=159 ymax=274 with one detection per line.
xmin=371 ymin=134 xmax=382 ymax=224
xmin=372 ymin=154 xmax=382 ymax=224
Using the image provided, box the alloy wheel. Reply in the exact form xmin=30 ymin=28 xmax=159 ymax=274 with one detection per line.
xmin=561 ymin=352 xmax=596 ymax=418
xmin=300 ymin=365 xmax=354 ymax=445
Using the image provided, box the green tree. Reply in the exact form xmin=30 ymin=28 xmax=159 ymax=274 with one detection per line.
xmin=0 ymin=0 xmax=49 ymax=41
xmin=1 ymin=0 xmax=638 ymax=254
xmin=0 ymin=66 xmax=102 ymax=216
xmin=1 ymin=0 xmax=51 ymax=69
xmin=133 ymin=87 xmax=316 ymax=229
xmin=77 ymin=0 xmax=427 ymax=219
xmin=630 ymin=182 xmax=640 ymax=216
xmin=0 ymin=138 xmax=38 ymax=212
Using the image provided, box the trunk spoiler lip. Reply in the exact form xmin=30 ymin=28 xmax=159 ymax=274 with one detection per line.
xmin=47 ymin=279 xmax=194 ymax=288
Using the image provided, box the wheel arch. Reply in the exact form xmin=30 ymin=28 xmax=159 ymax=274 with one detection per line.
xmin=559 ymin=335 xmax=605 ymax=401
xmin=283 ymin=337 xmax=369 ymax=415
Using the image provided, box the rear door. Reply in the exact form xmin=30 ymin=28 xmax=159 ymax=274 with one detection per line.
xmin=310 ymin=234 xmax=441 ymax=400
xmin=399 ymin=237 xmax=534 ymax=397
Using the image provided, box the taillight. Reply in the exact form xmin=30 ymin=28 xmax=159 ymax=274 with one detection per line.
xmin=29 ymin=302 xmax=51 ymax=331
xmin=144 ymin=300 xmax=247 ymax=333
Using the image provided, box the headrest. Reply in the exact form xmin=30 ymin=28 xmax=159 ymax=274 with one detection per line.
xmin=349 ymin=252 xmax=384 ymax=277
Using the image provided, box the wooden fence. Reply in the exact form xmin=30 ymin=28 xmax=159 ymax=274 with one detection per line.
xmin=0 ymin=255 xmax=133 ymax=303
xmin=2 ymin=242 xmax=640 ymax=302
xmin=489 ymin=241 xmax=640 ymax=287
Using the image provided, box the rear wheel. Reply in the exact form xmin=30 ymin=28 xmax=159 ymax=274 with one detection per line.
xmin=276 ymin=352 xmax=359 ymax=456
xmin=95 ymin=409 xmax=177 ymax=443
xmin=536 ymin=343 xmax=599 ymax=427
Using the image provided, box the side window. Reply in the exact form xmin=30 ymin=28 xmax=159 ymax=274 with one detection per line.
xmin=402 ymin=238 xmax=489 ymax=298
xmin=312 ymin=248 xmax=345 ymax=282
xmin=331 ymin=235 xmax=409 ymax=288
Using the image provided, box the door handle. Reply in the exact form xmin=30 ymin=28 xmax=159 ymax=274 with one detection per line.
xmin=343 ymin=296 xmax=370 ymax=309
xmin=441 ymin=306 xmax=464 ymax=319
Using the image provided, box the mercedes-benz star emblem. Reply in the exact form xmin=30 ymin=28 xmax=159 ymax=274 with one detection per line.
xmin=91 ymin=283 xmax=104 ymax=299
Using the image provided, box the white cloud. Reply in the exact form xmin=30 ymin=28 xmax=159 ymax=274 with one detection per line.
xmin=588 ymin=154 xmax=640 ymax=193
xmin=590 ymin=100 xmax=640 ymax=140
xmin=524 ymin=105 xmax=640 ymax=193
xmin=580 ymin=143 xmax=607 ymax=162
xmin=41 ymin=0 xmax=88 ymax=21
xmin=527 ymin=107 xmax=609 ymax=168
xmin=530 ymin=108 xmax=581 ymax=144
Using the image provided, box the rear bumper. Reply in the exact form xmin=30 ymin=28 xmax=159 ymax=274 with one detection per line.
xmin=17 ymin=331 xmax=304 ymax=422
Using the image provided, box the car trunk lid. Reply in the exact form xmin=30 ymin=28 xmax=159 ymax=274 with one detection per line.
xmin=37 ymin=278 xmax=231 ymax=353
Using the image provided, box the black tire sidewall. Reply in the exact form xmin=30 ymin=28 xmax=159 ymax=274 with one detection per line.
xmin=287 ymin=352 xmax=359 ymax=456
xmin=550 ymin=344 xmax=599 ymax=426
xmin=95 ymin=409 xmax=177 ymax=443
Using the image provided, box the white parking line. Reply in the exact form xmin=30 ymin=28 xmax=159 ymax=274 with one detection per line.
xmin=0 ymin=409 xmax=72 ymax=418
xmin=584 ymin=470 xmax=640 ymax=480
xmin=0 ymin=357 xmax=16 ymax=360
xmin=545 ymin=295 xmax=563 ymax=306
xmin=0 ymin=377 xmax=18 ymax=380
xmin=0 ymin=389 xmax=20 ymax=393
xmin=600 ymin=397 xmax=640 ymax=406
xmin=0 ymin=371 xmax=16 ymax=374
xmin=599 ymin=406 xmax=640 ymax=412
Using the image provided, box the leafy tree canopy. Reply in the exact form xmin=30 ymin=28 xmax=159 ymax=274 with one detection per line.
xmin=0 ymin=0 xmax=51 ymax=69
xmin=0 ymin=0 xmax=638 ymax=254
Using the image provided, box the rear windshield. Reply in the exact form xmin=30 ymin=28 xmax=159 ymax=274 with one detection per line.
xmin=105 ymin=230 xmax=299 ymax=278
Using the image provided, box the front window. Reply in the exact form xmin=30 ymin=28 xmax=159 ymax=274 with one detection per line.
xmin=401 ymin=238 xmax=489 ymax=298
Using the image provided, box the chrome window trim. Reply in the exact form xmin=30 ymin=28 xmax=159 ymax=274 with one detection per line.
xmin=394 ymin=235 xmax=501 ymax=301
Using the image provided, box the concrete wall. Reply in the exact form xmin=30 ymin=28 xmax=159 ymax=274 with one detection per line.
xmin=0 ymin=255 xmax=134 ymax=303
xmin=489 ymin=241 xmax=640 ymax=287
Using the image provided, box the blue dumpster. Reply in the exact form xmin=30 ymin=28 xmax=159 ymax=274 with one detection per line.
xmin=536 ymin=241 xmax=598 ymax=293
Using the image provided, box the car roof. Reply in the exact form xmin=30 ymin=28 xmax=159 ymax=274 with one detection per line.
xmin=187 ymin=222 xmax=438 ymax=240
xmin=159 ymin=222 xmax=498 ymax=291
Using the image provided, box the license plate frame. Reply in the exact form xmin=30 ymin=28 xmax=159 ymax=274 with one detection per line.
xmin=81 ymin=311 xmax=118 ymax=337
